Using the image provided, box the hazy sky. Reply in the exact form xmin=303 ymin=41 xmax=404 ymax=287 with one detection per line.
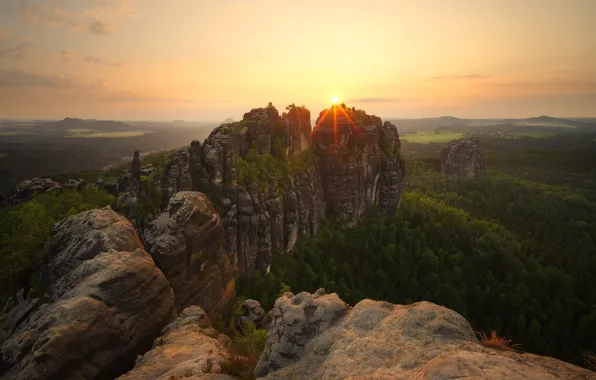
xmin=0 ymin=0 xmax=595 ymax=120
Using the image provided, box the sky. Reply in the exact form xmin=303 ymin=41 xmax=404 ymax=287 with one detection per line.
xmin=0 ymin=0 xmax=595 ymax=121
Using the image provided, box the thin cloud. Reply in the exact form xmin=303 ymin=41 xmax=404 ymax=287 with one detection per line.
xmin=0 ymin=69 xmax=99 ymax=90
xmin=0 ymin=29 xmax=9 ymax=39
xmin=84 ymin=56 xmax=125 ymax=67
xmin=433 ymin=74 xmax=491 ymax=80
xmin=346 ymin=97 xmax=402 ymax=103
xmin=99 ymin=92 xmax=197 ymax=103
xmin=85 ymin=56 xmax=102 ymax=64
xmin=492 ymin=81 xmax=528 ymax=87
xmin=0 ymin=42 xmax=34 ymax=60
xmin=89 ymin=20 xmax=113 ymax=35
xmin=60 ymin=49 xmax=77 ymax=62
xmin=19 ymin=1 xmax=125 ymax=36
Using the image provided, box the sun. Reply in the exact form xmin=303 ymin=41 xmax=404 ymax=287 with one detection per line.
xmin=330 ymin=95 xmax=340 ymax=104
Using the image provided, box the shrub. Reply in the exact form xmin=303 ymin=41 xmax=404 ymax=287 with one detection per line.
xmin=0 ymin=186 xmax=114 ymax=303
xmin=477 ymin=331 xmax=520 ymax=352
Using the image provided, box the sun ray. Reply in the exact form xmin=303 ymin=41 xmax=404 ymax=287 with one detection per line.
xmin=312 ymin=108 xmax=331 ymax=132
xmin=333 ymin=105 xmax=337 ymax=146
xmin=338 ymin=106 xmax=360 ymax=133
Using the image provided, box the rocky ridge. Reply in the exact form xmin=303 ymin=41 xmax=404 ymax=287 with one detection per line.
xmin=126 ymin=104 xmax=405 ymax=273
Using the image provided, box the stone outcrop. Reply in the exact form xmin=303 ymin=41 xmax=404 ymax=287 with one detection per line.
xmin=255 ymin=290 xmax=594 ymax=380
xmin=282 ymin=105 xmax=311 ymax=153
xmin=63 ymin=178 xmax=86 ymax=191
xmin=8 ymin=177 xmax=62 ymax=205
xmin=162 ymin=148 xmax=192 ymax=200
xmin=312 ymin=107 xmax=405 ymax=222
xmin=440 ymin=137 xmax=486 ymax=178
xmin=241 ymin=299 xmax=266 ymax=327
xmin=143 ymin=191 xmax=234 ymax=316
xmin=0 ymin=207 xmax=175 ymax=380
xmin=149 ymin=104 xmax=404 ymax=274
xmin=118 ymin=306 xmax=234 ymax=380
xmin=131 ymin=149 xmax=141 ymax=197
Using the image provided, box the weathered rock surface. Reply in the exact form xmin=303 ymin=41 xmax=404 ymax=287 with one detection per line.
xmin=9 ymin=177 xmax=62 ymax=205
xmin=312 ymin=107 xmax=405 ymax=223
xmin=148 ymin=104 xmax=404 ymax=273
xmin=256 ymin=290 xmax=594 ymax=380
xmin=241 ymin=299 xmax=266 ymax=327
xmin=118 ymin=306 xmax=234 ymax=380
xmin=143 ymin=191 xmax=234 ymax=316
xmin=162 ymin=148 xmax=192 ymax=200
xmin=0 ymin=207 xmax=176 ymax=380
xmin=440 ymin=137 xmax=486 ymax=178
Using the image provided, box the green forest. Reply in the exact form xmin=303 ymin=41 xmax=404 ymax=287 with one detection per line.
xmin=2 ymin=124 xmax=596 ymax=370
xmin=237 ymin=153 xmax=596 ymax=368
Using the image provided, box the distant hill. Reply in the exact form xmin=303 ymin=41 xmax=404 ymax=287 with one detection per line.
xmin=53 ymin=118 xmax=135 ymax=132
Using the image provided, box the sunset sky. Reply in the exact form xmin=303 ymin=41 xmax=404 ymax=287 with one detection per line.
xmin=0 ymin=0 xmax=595 ymax=121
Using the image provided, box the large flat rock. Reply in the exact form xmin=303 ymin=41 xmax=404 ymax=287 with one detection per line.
xmin=256 ymin=290 xmax=595 ymax=380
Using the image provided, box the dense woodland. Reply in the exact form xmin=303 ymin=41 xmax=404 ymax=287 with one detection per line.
xmin=237 ymin=134 xmax=596 ymax=368
xmin=1 ymin=119 xmax=596 ymax=370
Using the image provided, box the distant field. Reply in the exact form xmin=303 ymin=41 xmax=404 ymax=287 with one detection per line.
xmin=67 ymin=128 xmax=96 ymax=134
xmin=66 ymin=131 xmax=151 ymax=138
xmin=513 ymin=121 xmax=577 ymax=129
xmin=402 ymin=130 xmax=464 ymax=143
xmin=512 ymin=132 xmax=557 ymax=138
xmin=0 ymin=131 xmax=32 ymax=136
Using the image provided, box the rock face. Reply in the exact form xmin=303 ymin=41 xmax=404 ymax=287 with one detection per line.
xmin=255 ymin=290 xmax=594 ymax=380
xmin=162 ymin=148 xmax=192 ymax=200
xmin=8 ymin=177 xmax=62 ymax=205
xmin=150 ymin=104 xmax=404 ymax=273
xmin=312 ymin=108 xmax=405 ymax=222
xmin=440 ymin=137 xmax=486 ymax=178
xmin=143 ymin=191 xmax=234 ymax=316
xmin=0 ymin=207 xmax=175 ymax=380
xmin=118 ymin=306 xmax=234 ymax=380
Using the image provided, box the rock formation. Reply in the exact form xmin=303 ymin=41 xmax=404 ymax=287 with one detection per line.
xmin=162 ymin=148 xmax=192 ymax=200
xmin=131 ymin=149 xmax=141 ymax=197
xmin=282 ymin=105 xmax=311 ymax=153
xmin=63 ymin=178 xmax=86 ymax=191
xmin=148 ymin=104 xmax=405 ymax=273
xmin=143 ymin=191 xmax=234 ymax=316
xmin=255 ymin=290 xmax=594 ymax=380
xmin=118 ymin=306 xmax=234 ymax=380
xmin=0 ymin=207 xmax=175 ymax=380
xmin=312 ymin=107 xmax=405 ymax=222
xmin=440 ymin=137 xmax=486 ymax=178
xmin=8 ymin=177 xmax=62 ymax=206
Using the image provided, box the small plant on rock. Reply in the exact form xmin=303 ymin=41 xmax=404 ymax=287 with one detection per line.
xmin=477 ymin=331 xmax=520 ymax=352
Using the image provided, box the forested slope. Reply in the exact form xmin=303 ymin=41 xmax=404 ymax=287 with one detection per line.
xmin=237 ymin=157 xmax=596 ymax=368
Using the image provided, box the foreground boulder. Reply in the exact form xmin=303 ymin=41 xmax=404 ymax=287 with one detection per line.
xmin=440 ymin=137 xmax=486 ymax=178
xmin=143 ymin=191 xmax=234 ymax=316
xmin=118 ymin=306 xmax=234 ymax=380
xmin=0 ymin=207 xmax=176 ymax=380
xmin=255 ymin=290 xmax=594 ymax=379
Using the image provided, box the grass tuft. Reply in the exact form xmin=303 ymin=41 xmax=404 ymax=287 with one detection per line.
xmin=477 ymin=331 xmax=521 ymax=352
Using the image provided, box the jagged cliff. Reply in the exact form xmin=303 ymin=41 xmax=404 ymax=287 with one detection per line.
xmin=133 ymin=104 xmax=405 ymax=274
